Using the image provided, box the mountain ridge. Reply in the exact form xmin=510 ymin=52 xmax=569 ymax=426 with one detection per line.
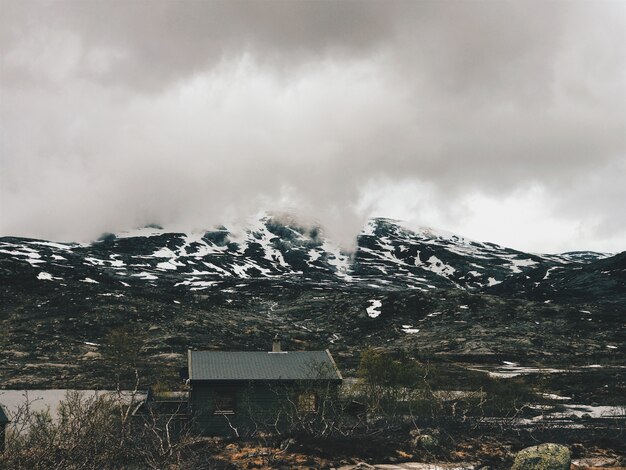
xmin=1 ymin=216 xmax=623 ymax=388
xmin=0 ymin=216 xmax=615 ymax=294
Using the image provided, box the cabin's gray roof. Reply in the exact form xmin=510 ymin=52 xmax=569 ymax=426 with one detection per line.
xmin=0 ymin=404 xmax=9 ymax=424
xmin=188 ymin=350 xmax=342 ymax=382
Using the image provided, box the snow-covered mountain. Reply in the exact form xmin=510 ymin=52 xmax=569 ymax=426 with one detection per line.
xmin=2 ymin=216 xmax=623 ymax=389
xmin=0 ymin=216 xmax=612 ymax=294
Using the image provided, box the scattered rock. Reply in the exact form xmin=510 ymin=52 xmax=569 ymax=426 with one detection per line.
xmin=82 ymin=351 xmax=101 ymax=360
xmin=572 ymin=457 xmax=619 ymax=468
xmin=352 ymin=463 xmax=375 ymax=470
xmin=511 ymin=443 xmax=571 ymax=470
xmin=412 ymin=434 xmax=439 ymax=451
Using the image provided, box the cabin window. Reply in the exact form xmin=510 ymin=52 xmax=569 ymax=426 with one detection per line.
xmin=298 ymin=392 xmax=317 ymax=413
xmin=213 ymin=390 xmax=236 ymax=414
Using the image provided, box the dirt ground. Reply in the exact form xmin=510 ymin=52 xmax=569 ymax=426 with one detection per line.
xmin=200 ymin=435 xmax=625 ymax=470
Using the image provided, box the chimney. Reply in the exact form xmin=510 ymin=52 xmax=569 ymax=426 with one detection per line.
xmin=272 ymin=334 xmax=281 ymax=352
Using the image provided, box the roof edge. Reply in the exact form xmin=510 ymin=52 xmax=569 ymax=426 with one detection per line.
xmin=325 ymin=349 xmax=343 ymax=381
xmin=187 ymin=349 xmax=192 ymax=381
xmin=189 ymin=350 xmax=331 ymax=354
xmin=188 ymin=378 xmax=342 ymax=384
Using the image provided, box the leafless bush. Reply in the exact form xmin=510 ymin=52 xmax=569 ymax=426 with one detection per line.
xmin=0 ymin=389 xmax=207 ymax=469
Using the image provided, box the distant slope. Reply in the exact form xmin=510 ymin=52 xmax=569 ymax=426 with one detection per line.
xmin=0 ymin=216 xmax=609 ymax=294
xmin=0 ymin=216 xmax=623 ymax=389
xmin=488 ymin=250 xmax=626 ymax=307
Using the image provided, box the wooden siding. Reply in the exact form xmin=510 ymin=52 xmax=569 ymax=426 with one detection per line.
xmin=190 ymin=381 xmax=338 ymax=436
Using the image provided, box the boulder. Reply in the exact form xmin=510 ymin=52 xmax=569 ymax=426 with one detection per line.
xmin=412 ymin=433 xmax=439 ymax=451
xmin=511 ymin=443 xmax=571 ymax=470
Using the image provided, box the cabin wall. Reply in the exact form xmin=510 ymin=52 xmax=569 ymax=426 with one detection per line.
xmin=189 ymin=381 xmax=338 ymax=436
xmin=190 ymin=381 xmax=284 ymax=436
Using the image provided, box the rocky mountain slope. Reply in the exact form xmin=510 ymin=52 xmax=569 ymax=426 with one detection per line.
xmin=1 ymin=217 xmax=624 ymax=388
xmin=0 ymin=217 xmax=611 ymax=292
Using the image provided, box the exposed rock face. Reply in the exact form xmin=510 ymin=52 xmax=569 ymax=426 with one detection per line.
xmin=511 ymin=443 xmax=571 ymax=470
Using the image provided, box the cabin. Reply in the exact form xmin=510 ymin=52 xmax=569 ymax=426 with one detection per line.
xmin=0 ymin=404 xmax=9 ymax=452
xmin=187 ymin=336 xmax=342 ymax=436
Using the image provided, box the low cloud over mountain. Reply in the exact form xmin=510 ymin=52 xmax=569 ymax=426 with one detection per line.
xmin=1 ymin=1 xmax=625 ymax=252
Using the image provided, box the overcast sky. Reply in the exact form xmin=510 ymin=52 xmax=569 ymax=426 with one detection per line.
xmin=1 ymin=0 xmax=625 ymax=253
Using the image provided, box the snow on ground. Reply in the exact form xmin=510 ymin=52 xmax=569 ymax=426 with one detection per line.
xmin=149 ymin=247 xmax=177 ymax=258
xmin=80 ymin=278 xmax=99 ymax=284
xmin=156 ymin=260 xmax=185 ymax=270
xmin=307 ymin=249 xmax=322 ymax=267
xmin=85 ymin=257 xmax=107 ymax=266
xmin=416 ymin=225 xmax=474 ymax=244
xmin=542 ymin=393 xmax=572 ymax=401
xmin=487 ymin=277 xmax=501 ymax=286
xmin=132 ymin=272 xmax=158 ymax=280
xmin=470 ymin=364 xmax=570 ymax=378
xmin=425 ymin=255 xmax=456 ymax=278
xmin=543 ymin=266 xmax=559 ymax=280
xmin=401 ymin=325 xmax=420 ymax=334
xmin=181 ymin=233 xmax=224 ymax=257
xmin=0 ymin=247 xmax=41 ymax=258
xmin=507 ymin=257 xmax=538 ymax=274
xmin=231 ymin=263 xmax=250 ymax=278
xmin=27 ymin=241 xmax=73 ymax=251
xmin=202 ymin=262 xmax=232 ymax=275
xmin=37 ymin=272 xmax=56 ymax=281
xmin=375 ymin=236 xmax=402 ymax=263
xmin=366 ymin=299 xmax=382 ymax=318
xmin=561 ymin=404 xmax=626 ymax=419
xmin=174 ymin=280 xmax=219 ymax=290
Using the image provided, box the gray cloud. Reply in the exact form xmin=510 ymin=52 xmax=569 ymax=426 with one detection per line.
xmin=1 ymin=0 xmax=624 ymax=252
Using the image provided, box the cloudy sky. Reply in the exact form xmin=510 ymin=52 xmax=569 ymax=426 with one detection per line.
xmin=1 ymin=0 xmax=625 ymax=253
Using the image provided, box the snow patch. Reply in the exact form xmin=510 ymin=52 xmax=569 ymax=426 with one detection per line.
xmin=425 ymin=255 xmax=456 ymax=278
xmin=132 ymin=272 xmax=158 ymax=280
xmin=366 ymin=299 xmax=382 ymax=318
xmin=156 ymin=260 xmax=185 ymax=270
xmin=401 ymin=325 xmax=420 ymax=334
xmin=37 ymin=272 xmax=59 ymax=281
xmin=509 ymin=258 xmax=538 ymax=274
xmin=28 ymin=241 xmax=73 ymax=251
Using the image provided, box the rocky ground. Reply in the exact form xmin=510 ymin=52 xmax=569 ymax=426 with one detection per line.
xmin=160 ymin=434 xmax=626 ymax=469
xmin=1 ymin=217 xmax=624 ymax=465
